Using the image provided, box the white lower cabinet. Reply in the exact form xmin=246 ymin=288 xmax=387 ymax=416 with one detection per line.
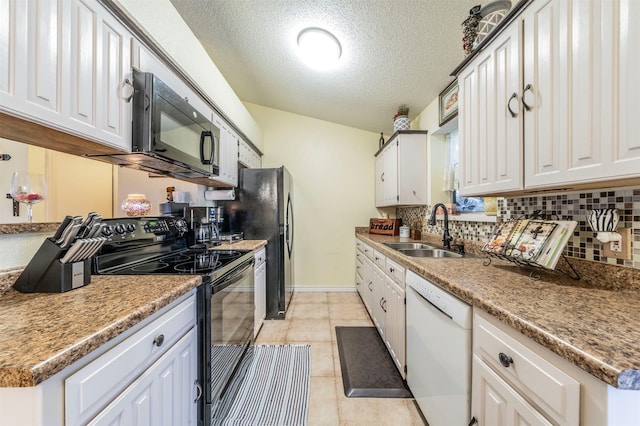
xmin=64 ymin=293 xmax=198 ymax=426
xmin=354 ymin=238 xmax=406 ymax=378
xmin=472 ymin=356 xmax=552 ymax=426
xmin=88 ymin=328 xmax=198 ymax=426
xmin=471 ymin=309 xmax=640 ymax=426
xmin=254 ymin=248 xmax=267 ymax=338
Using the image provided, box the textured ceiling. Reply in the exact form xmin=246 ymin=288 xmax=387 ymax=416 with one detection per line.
xmin=170 ymin=0 xmax=482 ymax=135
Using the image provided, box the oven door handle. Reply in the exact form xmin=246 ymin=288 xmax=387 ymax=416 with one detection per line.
xmin=213 ymin=261 xmax=254 ymax=292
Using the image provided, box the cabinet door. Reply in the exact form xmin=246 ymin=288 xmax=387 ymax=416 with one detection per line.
xmin=218 ymin=125 xmax=239 ymax=186
xmin=371 ymin=266 xmax=386 ymax=338
xmin=383 ymin=143 xmax=398 ymax=205
xmin=524 ymin=0 xmax=640 ymax=187
xmin=384 ymin=277 xmax=405 ymax=378
xmin=397 ymin=133 xmax=427 ymax=205
xmin=472 ymin=356 xmax=552 ymax=426
xmin=0 ymin=0 xmax=27 ymax=115
xmin=459 ymin=22 xmax=522 ymax=196
xmin=24 ymin=0 xmax=63 ymax=120
xmin=254 ymin=261 xmax=266 ymax=338
xmin=88 ymin=328 xmax=198 ymax=426
xmin=375 ymin=152 xmax=384 ymax=207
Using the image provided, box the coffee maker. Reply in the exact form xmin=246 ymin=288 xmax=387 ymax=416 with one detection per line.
xmin=184 ymin=207 xmax=222 ymax=248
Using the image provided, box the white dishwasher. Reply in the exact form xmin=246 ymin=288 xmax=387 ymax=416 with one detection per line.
xmin=406 ymin=270 xmax=472 ymax=426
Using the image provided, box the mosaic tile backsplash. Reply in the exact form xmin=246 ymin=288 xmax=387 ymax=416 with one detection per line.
xmin=397 ymin=186 xmax=640 ymax=270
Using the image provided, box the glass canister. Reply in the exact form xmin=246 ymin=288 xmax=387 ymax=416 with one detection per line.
xmin=121 ymin=194 xmax=152 ymax=216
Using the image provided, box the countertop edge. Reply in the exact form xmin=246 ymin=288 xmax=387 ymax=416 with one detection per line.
xmin=356 ymin=232 xmax=636 ymax=390
xmin=0 ymin=275 xmax=202 ymax=388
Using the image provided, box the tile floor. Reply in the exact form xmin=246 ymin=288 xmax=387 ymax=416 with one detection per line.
xmin=254 ymin=291 xmax=426 ymax=426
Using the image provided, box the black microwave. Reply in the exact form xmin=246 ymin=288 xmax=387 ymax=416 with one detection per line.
xmin=131 ymin=71 xmax=220 ymax=178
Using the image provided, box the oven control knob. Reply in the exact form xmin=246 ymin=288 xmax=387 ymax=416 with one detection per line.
xmin=115 ymin=224 xmax=126 ymax=235
xmin=126 ymin=223 xmax=136 ymax=233
xmin=101 ymin=225 xmax=114 ymax=237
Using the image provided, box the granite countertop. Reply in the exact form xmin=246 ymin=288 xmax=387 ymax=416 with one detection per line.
xmin=356 ymin=231 xmax=640 ymax=390
xmin=0 ymin=240 xmax=266 ymax=388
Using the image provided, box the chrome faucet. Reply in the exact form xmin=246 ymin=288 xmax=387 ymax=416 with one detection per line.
xmin=428 ymin=203 xmax=453 ymax=250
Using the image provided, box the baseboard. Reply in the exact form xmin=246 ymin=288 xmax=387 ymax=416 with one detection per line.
xmin=293 ymin=286 xmax=357 ymax=293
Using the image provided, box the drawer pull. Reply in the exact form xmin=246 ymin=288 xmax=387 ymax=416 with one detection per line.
xmin=389 ymin=267 xmax=395 ymax=273
xmin=468 ymin=416 xmax=478 ymax=426
xmin=153 ymin=334 xmax=165 ymax=347
xmin=499 ymin=352 xmax=513 ymax=367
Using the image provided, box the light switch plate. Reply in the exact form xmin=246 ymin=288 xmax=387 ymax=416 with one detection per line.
xmin=603 ymin=228 xmax=632 ymax=260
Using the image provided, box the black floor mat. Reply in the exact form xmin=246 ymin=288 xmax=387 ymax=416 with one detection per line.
xmin=335 ymin=326 xmax=413 ymax=398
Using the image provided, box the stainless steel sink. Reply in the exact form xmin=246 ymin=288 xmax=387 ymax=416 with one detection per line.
xmin=383 ymin=242 xmax=435 ymax=250
xmin=397 ymin=248 xmax=463 ymax=258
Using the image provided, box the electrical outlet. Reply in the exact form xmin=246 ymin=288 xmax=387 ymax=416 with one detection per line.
xmin=603 ymin=228 xmax=632 ymax=260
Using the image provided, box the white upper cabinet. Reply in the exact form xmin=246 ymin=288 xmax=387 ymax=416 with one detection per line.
xmin=0 ymin=0 xmax=133 ymax=152
xmin=217 ymin=122 xmax=239 ymax=186
xmin=524 ymin=0 xmax=640 ymax=188
xmin=458 ymin=0 xmax=640 ymax=196
xmin=375 ymin=131 xmax=427 ymax=207
xmin=459 ymin=21 xmax=522 ymax=196
xmin=238 ymin=138 xmax=261 ymax=169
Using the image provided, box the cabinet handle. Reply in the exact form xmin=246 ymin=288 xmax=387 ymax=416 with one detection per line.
xmin=194 ymin=380 xmax=203 ymax=403
xmin=389 ymin=267 xmax=395 ymax=273
xmin=153 ymin=334 xmax=165 ymax=347
xmin=381 ymin=172 xmax=385 ymax=182
xmin=468 ymin=416 xmax=478 ymax=426
xmin=499 ymin=352 xmax=514 ymax=367
xmin=507 ymin=92 xmax=519 ymax=117
xmin=521 ymin=84 xmax=533 ymax=111
xmin=120 ymin=78 xmax=134 ymax=103
xmin=368 ymin=281 xmax=373 ymax=291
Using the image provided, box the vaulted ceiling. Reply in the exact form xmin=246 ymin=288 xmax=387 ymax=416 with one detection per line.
xmin=170 ymin=0 xmax=482 ymax=135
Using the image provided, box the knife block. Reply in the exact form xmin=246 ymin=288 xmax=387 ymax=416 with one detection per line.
xmin=12 ymin=238 xmax=91 ymax=293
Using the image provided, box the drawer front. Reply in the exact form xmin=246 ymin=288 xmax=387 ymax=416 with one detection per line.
xmin=474 ymin=313 xmax=579 ymax=426
xmin=355 ymin=249 xmax=364 ymax=277
xmin=355 ymin=239 xmax=364 ymax=252
xmin=65 ymin=293 xmax=197 ymax=426
xmin=385 ymin=257 xmax=405 ymax=286
xmin=363 ymin=243 xmax=374 ymax=260
xmin=254 ymin=247 xmax=266 ymax=267
xmin=373 ymin=249 xmax=386 ymax=270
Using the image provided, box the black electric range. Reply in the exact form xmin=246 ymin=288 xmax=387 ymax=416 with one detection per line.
xmin=92 ymin=216 xmax=256 ymax=426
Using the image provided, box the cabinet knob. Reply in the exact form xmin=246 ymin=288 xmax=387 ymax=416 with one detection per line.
xmin=498 ymin=352 xmax=513 ymax=368
xmin=389 ymin=267 xmax=395 ymax=273
xmin=153 ymin=334 xmax=165 ymax=347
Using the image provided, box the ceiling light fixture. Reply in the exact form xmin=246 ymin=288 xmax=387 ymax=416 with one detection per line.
xmin=297 ymin=27 xmax=342 ymax=70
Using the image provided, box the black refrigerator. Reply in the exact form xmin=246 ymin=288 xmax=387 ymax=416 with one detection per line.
xmin=219 ymin=166 xmax=294 ymax=319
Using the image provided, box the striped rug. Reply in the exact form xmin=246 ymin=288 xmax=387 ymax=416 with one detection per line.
xmin=211 ymin=345 xmax=311 ymax=426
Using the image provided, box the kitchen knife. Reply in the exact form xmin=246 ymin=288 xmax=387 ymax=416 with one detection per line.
xmin=83 ymin=238 xmax=106 ymax=260
xmin=53 ymin=216 xmax=73 ymax=240
xmin=55 ymin=217 xmax=82 ymax=246
xmin=86 ymin=222 xmax=102 ymax=239
xmin=59 ymin=224 xmax=82 ymax=249
xmin=60 ymin=239 xmax=87 ymax=263
xmin=78 ymin=212 xmax=98 ymax=238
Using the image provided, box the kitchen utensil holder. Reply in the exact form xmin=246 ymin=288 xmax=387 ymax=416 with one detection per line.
xmin=482 ymin=249 xmax=580 ymax=281
xmin=13 ymin=238 xmax=91 ymax=293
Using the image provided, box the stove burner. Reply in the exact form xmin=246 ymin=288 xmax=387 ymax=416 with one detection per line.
xmin=131 ymin=261 xmax=170 ymax=272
